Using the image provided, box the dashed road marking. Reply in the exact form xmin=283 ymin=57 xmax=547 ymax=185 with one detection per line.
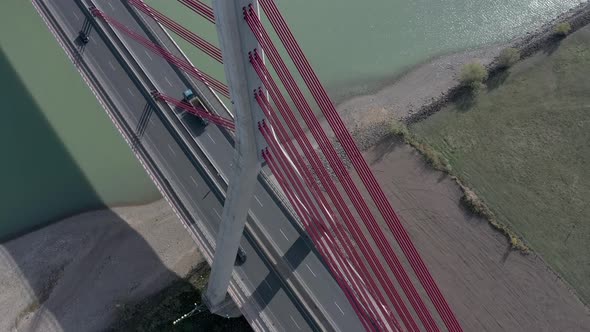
xmin=254 ymin=195 xmax=263 ymax=207
xmin=108 ymin=61 xmax=116 ymax=71
xmin=107 ymin=2 xmax=115 ymax=10
xmin=279 ymin=229 xmax=288 ymax=241
xmin=190 ymin=175 xmax=199 ymax=188
xmin=213 ymin=208 xmax=221 ymax=219
xmin=72 ymin=11 xmax=79 ymax=21
xmin=305 ymin=263 xmax=317 ymax=277
xmin=144 ymin=49 xmax=152 ymax=60
xmin=164 ymin=76 xmax=173 ymax=87
xmin=167 ymin=144 xmax=176 ymax=156
xmin=206 ymin=133 xmax=216 ymax=144
xmin=289 ymin=316 xmax=301 ymax=330
xmin=334 ymin=302 xmax=345 ymax=316
xmin=127 ymin=87 xmax=135 ymax=97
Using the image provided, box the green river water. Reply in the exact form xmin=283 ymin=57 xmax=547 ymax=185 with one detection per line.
xmin=0 ymin=0 xmax=585 ymax=240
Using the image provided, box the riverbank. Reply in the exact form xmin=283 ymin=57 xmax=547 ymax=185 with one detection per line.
xmin=333 ymin=2 xmax=590 ymax=150
xmin=410 ymin=23 xmax=590 ymax=304
xmin=0 ymin=200 xmax=202 ymax=332
xmin=361 ymin=139 xmax=590 ymax=330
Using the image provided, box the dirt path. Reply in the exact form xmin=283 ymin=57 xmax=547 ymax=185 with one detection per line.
xmin=363 ymin=137 xmax=590 ymax=331
xmin=0 ymin=200 xmax=202 ymax=332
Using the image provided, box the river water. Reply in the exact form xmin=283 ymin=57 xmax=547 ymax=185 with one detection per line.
xmin=0 ymin=0 xmax=584 ymax=239
xmin=153 ymin=0 xmax=586 ymax=101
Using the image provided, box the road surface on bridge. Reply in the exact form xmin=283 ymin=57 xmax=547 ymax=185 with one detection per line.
xmin=40 ymin=0 xmax=366 ymax=330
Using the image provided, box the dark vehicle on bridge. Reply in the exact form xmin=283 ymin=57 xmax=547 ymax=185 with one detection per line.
xmin=78 ymin=30 xmax=89 ymax=44
xmin=183 ymin=89 xmax=209 ymax=127
xmin=235 ymin=247 xmax=247 ymax=266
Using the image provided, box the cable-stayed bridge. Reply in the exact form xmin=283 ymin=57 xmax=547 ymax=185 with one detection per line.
xmin=33 ymin=0 xmax=462 ymax=330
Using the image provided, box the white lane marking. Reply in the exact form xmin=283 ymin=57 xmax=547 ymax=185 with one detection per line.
xmin=334 ymin=302 xmax=345 ymax=316
xmin=190 ymin=176 xmax=199 ymax=188
xmin=107 ymin=2 xmax=115 ymax=10
xmin=91 ymin=38 xmax=97 ymax=45
xmin=127 ymin=87 xmax=135 ymax=97
xmin=254 ymin=195 xmax=263 ymax=207
xmin=262 ymin=279 xmax=272 ymax=290
xmin=279 ymin=229 xmax=289 ymax=241
xmin=164 ymin=76 xmax=173 ymax=87
xmin=108 ymin=61 xmax=116 ymax=71
xmin=206 ymin=133 xmax=216 ymax=144
xmin=167 ymin=144 xmax=176 ymax=156
xmin=213 ymin=208 xmax=221 ymax=219
xmin=72 ymin=11 xmax=79 ymax=21
xmin=144 ymin=49 xmax=152 ymax=60
xmin=289 ymin=316 xmax=302 ymax=330
xmin=305 ymin=263 xmax=317 ymax=277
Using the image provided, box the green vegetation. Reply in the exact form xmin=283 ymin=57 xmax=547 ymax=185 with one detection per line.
xmin=554 ymin=22 xmax=572 ymax=36
xmin=411 ymin=26 xmax=590 ymax=303
xmin=390 ymin=120 xmax=451 ymax=173
xmin=111 ymin=263 xmax=252 ymax=331
xmin=459 ymin=63 xmax=488 ymax=90
xmin=497 ymin=48 xmax=521 ymax=68
xmin=390 ymin=121 xmax=527 ymax=250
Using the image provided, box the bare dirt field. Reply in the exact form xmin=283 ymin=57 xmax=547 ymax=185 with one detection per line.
xmin=0 ymin=200 xmax=202 ymax=332
xmin=362 ymin=137 xmax=590 ymax=331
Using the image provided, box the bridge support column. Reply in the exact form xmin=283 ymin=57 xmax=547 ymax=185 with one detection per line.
xmin=203 ymin=0 xmax=265 ymax=317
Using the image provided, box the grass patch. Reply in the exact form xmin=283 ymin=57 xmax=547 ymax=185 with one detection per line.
xmin=410 ymin=26 xmax=590 ymax=303
xmin=390 ymin=120 xmax=451 ymax=173
xmin=110 ymin=263 xmax=252 ymax=331
xmin=390 ymin=120 xmax=528 ymax=251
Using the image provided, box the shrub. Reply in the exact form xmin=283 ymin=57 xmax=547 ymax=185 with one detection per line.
xmin=498 ymin=48 xmax=521 ymax=68
xmin=390 ymin=120 xmax=410 ymax=139
xmin=459 ymin=63 xmax=488 ymax=89
xmin=554 ymin=22 xmax=572 ymax=36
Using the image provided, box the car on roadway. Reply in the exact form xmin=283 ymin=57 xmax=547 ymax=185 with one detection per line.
xmin=79 ymin=30 xmax=89 ymax=44
xmin=235 ymin=247 xmax=247 ymax=266
xmin=183 ymin=89 xmax=209 ymax=127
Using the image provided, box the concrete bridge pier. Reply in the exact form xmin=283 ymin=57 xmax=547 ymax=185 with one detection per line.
xmin=203 ymin=0 xmax=266 ymax=317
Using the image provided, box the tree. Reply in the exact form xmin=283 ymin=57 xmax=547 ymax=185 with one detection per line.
xmin=554 ymin=22 xmax=572 ymax=37
xmin=460 ymin=63 xmax=488 ymax=90
xmin=498 ymin=48 xmax=521 ymax=68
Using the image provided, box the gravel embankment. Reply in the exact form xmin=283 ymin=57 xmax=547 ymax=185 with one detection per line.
xmin=0 ymin=200 xmax=202 ymax=332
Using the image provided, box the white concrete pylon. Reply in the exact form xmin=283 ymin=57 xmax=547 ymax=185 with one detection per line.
xmin=203 ymin=0 xmax=266 ymax=316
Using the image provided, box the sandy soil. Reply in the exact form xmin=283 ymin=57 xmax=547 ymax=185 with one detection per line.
xmin=0 ymin=199 xmax=202 ymax=332
xmin=362 ymin=138 xmax=590 ymax=331
xmin=335 ymin=44 xmax=504 ymax=129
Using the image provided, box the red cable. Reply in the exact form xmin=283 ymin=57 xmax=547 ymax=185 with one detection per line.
xmin=129 ymin=0 xmax=222 ymax=62
xmin=247 ymin=10 xmax=432 ymax=331
xmin=257 ymin=94 xmax=391 ymax=331
xmin=262 ymin=127 xmax=380 ymax=331
xmin=262 ymin=145 xmax=376 ymax=331
xmin=252 ymin=49 xmax=417 ymax=332
xmin=177 ymin=0 xmax=215 ymax=23
xmin=255 ymin=79 xmax=406 ymax=331
xmin=155 ymin=92 xmax=234 ymax=130
xmin=93 ymin=9 xmax=229 ymax=97
xmin=260 ymin=2 xmax=460 ymax=330
xmin=258 ymin=1 xmax=462 ymax=330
